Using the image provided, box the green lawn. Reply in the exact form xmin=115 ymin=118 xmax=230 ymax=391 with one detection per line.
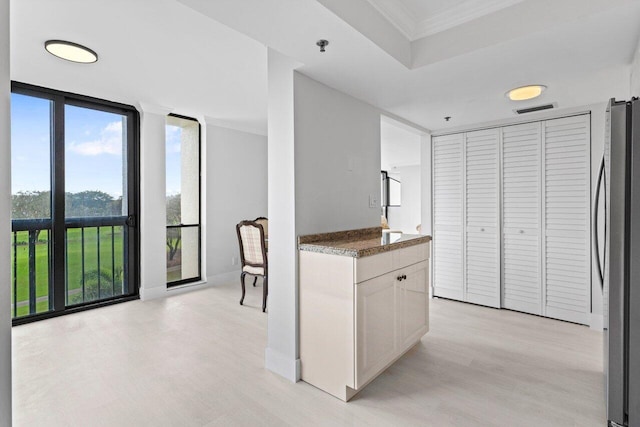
xmin=11 ymin=226 xmax=125 ymax=318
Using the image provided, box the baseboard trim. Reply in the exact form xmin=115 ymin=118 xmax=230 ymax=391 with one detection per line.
xmin=139 ymin=285 xmax=166 ymax=301
xmin=206 ymin=270 xmax=241 ymax=286
xmin=590 ymin=313 xmax=604 ymax=331
xmin=265 ymin=347 xmax=301 ymax=383
xmin=139 ymin=271 xmax=240 ymax=301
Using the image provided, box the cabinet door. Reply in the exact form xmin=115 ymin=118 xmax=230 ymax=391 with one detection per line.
xmin=355 ymin=272 xmax=397 ymax=388
xmin=543 ymin=115 xmax=590 ymax=324
xmin=397 ymin=261 xmax=429 ymax=350
xmin=502 ymin=123 xmax=542 ymax=315
xmin=465 ymin=129 xmax=500 ymax=307
xmin=433 ymin=133 xmax=464 ymax=301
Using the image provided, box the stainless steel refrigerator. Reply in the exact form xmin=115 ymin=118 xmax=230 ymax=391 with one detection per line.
xmin=595 ymin=98 xmax=640 ymax=427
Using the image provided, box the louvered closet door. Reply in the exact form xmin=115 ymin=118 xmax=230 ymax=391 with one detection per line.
xmin=502 ymin=123 xmax=542 ymax=315
xmin=465 ymin=129 xmax=500 ymax=307
xmin=543 ymin=115 xmax=590 ymax=324
xmin=433 ymin=134 xmax=464 ymax=301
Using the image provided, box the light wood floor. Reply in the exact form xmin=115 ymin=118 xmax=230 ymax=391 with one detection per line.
xmin=12 ymin=280 xmax=605 ymax=426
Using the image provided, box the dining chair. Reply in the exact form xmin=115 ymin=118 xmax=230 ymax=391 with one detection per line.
xmin=236 ymin=220 xmax=268 ymax=312
xmin=254 ymin=217 xmax=268 ymax=238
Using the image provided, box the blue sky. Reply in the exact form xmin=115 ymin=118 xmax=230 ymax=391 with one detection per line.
xmin=11 ymin=93 xmax=182 ymax=198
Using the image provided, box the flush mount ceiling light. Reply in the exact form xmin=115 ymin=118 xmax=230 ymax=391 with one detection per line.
xmin=506 ymin=85 xmax=547 ymax=101
xmin=44 ymin=40 xmax=98 ymax=63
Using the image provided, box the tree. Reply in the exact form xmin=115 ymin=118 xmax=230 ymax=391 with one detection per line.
xmin=11 ymin=191 xmax=51 ymax=220
xmin=166 ymin=194 xmax=182 ymax=262
xmin=66 ymin=190 xmax=121 ymax=217
xmin=12 ymin=191 xmax=51 ymax=240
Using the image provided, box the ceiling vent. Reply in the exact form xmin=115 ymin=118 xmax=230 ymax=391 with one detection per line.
xmin=514 ymin=103 xmax=557 ymax=115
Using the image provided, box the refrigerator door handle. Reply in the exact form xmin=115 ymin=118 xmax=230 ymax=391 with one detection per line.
xmin=593 ymin=155 xmax=606 ymax=290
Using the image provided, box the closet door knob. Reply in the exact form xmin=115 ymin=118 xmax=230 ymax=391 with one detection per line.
xmin=520 ymin=230 xmax=525 ymax=234
xmin=481 ymin=228 xmax=485 ymax=232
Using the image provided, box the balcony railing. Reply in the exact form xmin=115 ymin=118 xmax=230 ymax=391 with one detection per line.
xmin=11 ymin=217 xmax=127 ymax=319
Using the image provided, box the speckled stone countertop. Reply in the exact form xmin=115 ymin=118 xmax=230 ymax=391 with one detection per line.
xmin=298 ymin=227 xmax=431 ymax=258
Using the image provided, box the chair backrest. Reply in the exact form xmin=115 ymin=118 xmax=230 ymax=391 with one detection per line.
xmin=236 ymin=220 xmax=267 ymax=269
xmin=254 ymin=217 xmax=268 ymax=238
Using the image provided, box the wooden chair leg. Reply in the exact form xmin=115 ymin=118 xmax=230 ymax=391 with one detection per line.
xmin=262 ymin=276 xmax=268 ymax=312
xmin=252 ymin=276 xmax=257 ymax=287
xmin=240 ymin=272 xmax=246 ymax=305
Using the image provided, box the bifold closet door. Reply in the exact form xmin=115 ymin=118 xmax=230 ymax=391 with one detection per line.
xmin=433 ymin=133 xmax=464 ymax=301
xmin=543 ymin=115 xmax=590 ymax=324
xmin=502 ymin=123 xmax=542 ymax=315
xmin=464 ymin=129 xmax=500 ymax=307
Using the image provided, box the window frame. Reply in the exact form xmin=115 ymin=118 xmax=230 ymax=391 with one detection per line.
xmin=165 ymin=113 xmax=202 ymax=287
xmin=10 ymin=81 xmax=141 ymax=325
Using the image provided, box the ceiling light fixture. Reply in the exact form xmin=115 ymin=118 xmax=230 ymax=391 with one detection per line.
xmin=44 ymin=40 xmax=98 ymax=63
xmin=506 ymin=85 xmax=546 ymax=101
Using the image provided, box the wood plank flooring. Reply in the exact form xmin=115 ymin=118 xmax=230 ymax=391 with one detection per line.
xmin=12 ymin=280 xmax=605 ymax=426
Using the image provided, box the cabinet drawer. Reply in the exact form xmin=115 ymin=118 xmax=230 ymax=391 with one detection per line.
xmin=392 ymin=243 xmax=429 ymax=271
xmin=355 ymin=251 xmax=393 ymax=283
xmin=355 ymin=243 xmax=430 ymax=283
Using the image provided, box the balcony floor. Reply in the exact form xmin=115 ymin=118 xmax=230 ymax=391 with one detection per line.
xmin=13 ymin=279 xmax=605 ymax=426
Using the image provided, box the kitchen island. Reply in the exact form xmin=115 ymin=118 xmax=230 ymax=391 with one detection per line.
xmin=298 ymin=227 xmax=431 ymax=401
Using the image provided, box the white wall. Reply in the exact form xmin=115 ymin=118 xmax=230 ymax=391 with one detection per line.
xmin=0 ymin=0 xmax=11 ymax=424
xmin=265 ymin=58 xmax=385 ymax=382
xmin=138 ymin=105 xmax=170 ymax=300
xmin=420 ymin=134 xmax=433 ymax=236
xmin=387 ymin=166 xmax=421 ymax=234
xmin=294 ymin=72 xmax=381 ymax=235
xmin=205 ymin=123 xmax=267 ymax=282
xmin=632 ymin=38 xmax=640 ymax=97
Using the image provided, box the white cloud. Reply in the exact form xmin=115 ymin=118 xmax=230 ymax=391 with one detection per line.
xmin=68 ymin=121 xmax=123 ymax=156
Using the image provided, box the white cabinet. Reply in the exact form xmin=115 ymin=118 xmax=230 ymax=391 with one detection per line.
xmin=355 ymin=260 xmax=429 ymax=389
xmin=432 ymin=114 xmax=591 ymax=324
xmin=300 ymin=242 xmax=430 ymax=401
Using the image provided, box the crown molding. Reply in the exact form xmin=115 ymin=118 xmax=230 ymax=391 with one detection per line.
xmin=414 ymin=0 xmax=526 ymax=39
xmin=365 ymin=0 xmax=416 ymax=40
xmin=366 ymin=0 xmax=525 ymax=41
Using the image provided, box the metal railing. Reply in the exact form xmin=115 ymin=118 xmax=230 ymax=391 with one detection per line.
xmin=11 ymin=217 xmax=127 ymax=319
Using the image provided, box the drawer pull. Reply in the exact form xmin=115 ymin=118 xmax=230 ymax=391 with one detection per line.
xmin=402 ymin=274 xmax=407 ymax=280
xmin=397 ymin=275 xmax=403 ymax=281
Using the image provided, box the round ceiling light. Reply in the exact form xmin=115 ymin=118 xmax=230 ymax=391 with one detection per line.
xmin=44 ymin=40 xmax=98 ymax=63
xmin=506 ymin=85 xmax=546 ymax=101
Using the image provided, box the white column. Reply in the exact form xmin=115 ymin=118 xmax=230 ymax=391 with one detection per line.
xmin=0 ymin=0 xmax=11 ymax=424
xmin=138 ymin=103 xmax=171 ymax=300
xmin=265 ymin=49 xmax=301 ymax=382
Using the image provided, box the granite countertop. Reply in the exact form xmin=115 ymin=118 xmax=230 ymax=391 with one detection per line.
xmin=298 ymin=227 xmax=431 ymax=258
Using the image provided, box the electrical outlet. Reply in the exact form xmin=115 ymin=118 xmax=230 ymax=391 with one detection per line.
xmin=369 ymin=194 xmax=379 ymax=208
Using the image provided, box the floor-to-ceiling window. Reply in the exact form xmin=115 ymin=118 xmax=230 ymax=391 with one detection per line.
xmin=10 ymin=82 xmax=140 ymax=324
xmin=165 ymin=114 xmax=201 ymax=286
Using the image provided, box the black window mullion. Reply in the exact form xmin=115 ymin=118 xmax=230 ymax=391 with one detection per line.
xmin=51 ymin=95 xmax=66 ymax=313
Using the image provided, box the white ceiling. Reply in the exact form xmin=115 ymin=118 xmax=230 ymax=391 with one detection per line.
xmin=10 ymin=0 xmax=268 ymax=135
xmin=10 ymin=0 xmax=640 ymax=138
xmin=366 ymin=0 xmax=526 ymax=40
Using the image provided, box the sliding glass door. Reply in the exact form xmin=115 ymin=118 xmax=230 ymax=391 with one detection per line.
xmin=10 ymin=83 xmax=139 ymax=323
